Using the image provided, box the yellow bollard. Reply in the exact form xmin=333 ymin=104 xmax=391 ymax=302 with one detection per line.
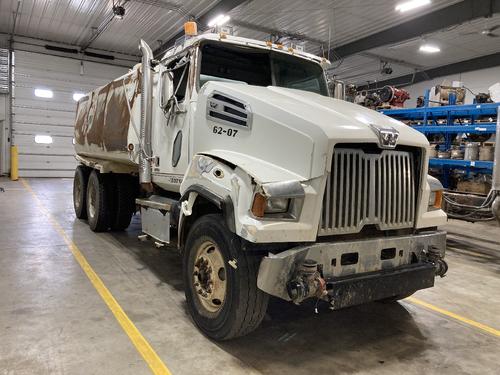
xmin=10 ymin=145 xmax=18 ymax=181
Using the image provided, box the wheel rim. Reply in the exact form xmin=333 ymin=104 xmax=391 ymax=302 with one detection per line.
xmin=74 ymin=177 xmax=82 ymax=210
xmin=88 ymin=182 xmax=96 ymax=219
xmin=193 ymin=240 xmax=227 ymax=313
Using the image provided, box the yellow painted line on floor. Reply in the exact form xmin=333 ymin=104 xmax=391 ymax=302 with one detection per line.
xmin=406 ymin=297 xmax=500 ymax=338
xmin=20 ymin=178 xmax=172 ymax=375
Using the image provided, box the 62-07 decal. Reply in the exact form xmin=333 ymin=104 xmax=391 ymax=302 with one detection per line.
xmin=212 ymin=126 xmax=238 ymax=137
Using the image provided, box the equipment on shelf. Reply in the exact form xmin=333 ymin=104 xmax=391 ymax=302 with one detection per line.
xmin=429 ymin=84 xmax=466 ymax=106
xmin=354 ymin=90 xmax=382 ymax=109
xmin=378 ymin=85 xmax=410 ymax=108
xmin=378 ymin=99 xmax=500 ymax=223
xmin=475 ymin=92 xmax=492 ymax=104
xmin=489 ymin=83 xmax=500 ymax=103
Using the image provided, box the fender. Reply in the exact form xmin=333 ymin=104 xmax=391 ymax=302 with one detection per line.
xmin=178 ymin=154 xmax=242 ymax=249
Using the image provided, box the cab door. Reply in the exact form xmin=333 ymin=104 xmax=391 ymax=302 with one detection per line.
xmin=151 ymin=50 xmax=194 ymax=192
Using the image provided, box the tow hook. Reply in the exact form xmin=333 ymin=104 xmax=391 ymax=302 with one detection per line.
xmin=426 ymin=246 xmax=448 ymax=277
xmin=286 ymin=259 xmax=327 ymax=305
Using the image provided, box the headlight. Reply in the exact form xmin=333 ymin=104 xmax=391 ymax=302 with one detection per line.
xmin=251 ymin=181 xmax=305 ymax=219
xmin=265 ymin=197 xmax=290 ymax=213
xmin=251 ymin=193 xmax=290 ymax=217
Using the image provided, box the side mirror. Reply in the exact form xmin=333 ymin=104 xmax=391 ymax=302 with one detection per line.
xmin=159 ymin=66 xmax=173 ymax=110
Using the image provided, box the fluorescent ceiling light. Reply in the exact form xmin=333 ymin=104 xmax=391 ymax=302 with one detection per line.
xmin=35 ymin=135 xmax=53 ymax=144
xmin=73 ymin=92 xmax=85 ymax=101
xmin=207 ymin=14 xmax=230 ymax=27
xmin=34 ymin=88 xmax=53 ymax=98
xmin=419 ymin=44 xmax=440 ymax=53
xmin=395 ymin=0 xmax=431 ymax=12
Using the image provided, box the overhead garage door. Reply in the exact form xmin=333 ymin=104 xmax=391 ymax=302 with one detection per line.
xmin=12 ymin=51 xmax=128 ymax=177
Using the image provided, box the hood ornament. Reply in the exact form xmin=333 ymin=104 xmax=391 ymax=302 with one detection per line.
xmin=369 ymin=124 xmax=399 ymax=149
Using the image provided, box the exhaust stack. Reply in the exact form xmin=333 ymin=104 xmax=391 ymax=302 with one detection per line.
xmin=138 ymin=40 xmax=153 ymax=184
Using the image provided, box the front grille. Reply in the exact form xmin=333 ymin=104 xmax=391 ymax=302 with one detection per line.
xmin=319 ymin=148 xmax=418 ymax=236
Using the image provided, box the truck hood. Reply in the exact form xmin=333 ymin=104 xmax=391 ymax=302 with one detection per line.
xmin=194 ymin=82 xmax=429 ymax=182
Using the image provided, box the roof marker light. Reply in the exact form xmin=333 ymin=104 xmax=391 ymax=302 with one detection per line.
xmin=207 ymin=14 xmax=230 ymax=27
xmin=395 ymin=0 xmax=431 ymax=12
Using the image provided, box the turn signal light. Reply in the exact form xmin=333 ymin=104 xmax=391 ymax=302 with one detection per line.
xmin=251 ymin=193 xmax=266 ymax=218
xmin=433 ymin=190 xmax=443 ymax=209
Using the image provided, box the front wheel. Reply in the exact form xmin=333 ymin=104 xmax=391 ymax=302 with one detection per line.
xmin=183 ymin=214 xmax=268 ymax=340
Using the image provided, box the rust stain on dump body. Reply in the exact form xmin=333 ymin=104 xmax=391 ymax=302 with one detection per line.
xmin=74 ymin=70 xmax=141 ymax=152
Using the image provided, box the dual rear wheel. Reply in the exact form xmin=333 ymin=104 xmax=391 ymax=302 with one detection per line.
xmin=73 ymin=166 xmax=136 ymax=232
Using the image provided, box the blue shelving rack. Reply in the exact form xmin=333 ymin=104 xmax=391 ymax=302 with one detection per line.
xmin=378 ymin=95 xmax=499 ymax=188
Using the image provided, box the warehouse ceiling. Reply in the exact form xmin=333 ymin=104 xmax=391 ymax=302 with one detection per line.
xmin=0 ymin=0 xmax=499 ymax=86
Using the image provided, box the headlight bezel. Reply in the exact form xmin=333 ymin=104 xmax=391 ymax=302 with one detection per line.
xmin=251 ymin=180 xmax=305 ymax=221
xmin=427 ymin=175 xmax=444 ymax=211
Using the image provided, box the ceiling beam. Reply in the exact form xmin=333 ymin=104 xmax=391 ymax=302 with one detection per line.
xmin=330 ymin=0 xmax=500 ymax=60
xmin=153 ymin=0 xmax=248 ymax=57
xmin=357 ymin=51 xmax=500 ymax=90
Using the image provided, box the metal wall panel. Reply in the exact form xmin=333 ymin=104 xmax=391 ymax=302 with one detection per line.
xmin=12 ymin=50 xmax=127 ymax=177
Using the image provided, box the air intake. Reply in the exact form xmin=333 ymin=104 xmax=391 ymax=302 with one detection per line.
xmin=206 ymin=92 xmax=252 ymax=128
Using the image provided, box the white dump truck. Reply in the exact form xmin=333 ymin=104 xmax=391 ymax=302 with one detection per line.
xmin=73 ymin=31 xmax=448 ymax=340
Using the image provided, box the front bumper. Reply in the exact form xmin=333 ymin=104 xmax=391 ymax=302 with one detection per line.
xmin=257 ymin=230 xmax=446 ymax=302
xmin=327 ymin=263 xmax=435 ymax=309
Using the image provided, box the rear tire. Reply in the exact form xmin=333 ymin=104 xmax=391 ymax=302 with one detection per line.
xmin=183 ymin=214 xmax=268 ymax=340
xmin=73 ymin=166 xmax=90 ymax=219
xmin=86 ymin=170 xmax=111 ymax=232
xmin=110 ymin=175 xmax=137 ymax=231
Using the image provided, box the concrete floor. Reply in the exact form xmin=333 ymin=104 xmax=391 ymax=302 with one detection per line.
xmin=1 ymin=177 xmax=499 ymax=375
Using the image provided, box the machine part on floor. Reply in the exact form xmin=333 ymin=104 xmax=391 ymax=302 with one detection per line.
xmin=492 ymin=195 xmax=500 ymax=223
xmin=286 ymin=259 xmax=327 ymax=305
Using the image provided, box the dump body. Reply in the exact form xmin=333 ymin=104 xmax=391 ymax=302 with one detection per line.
xmin=74 ymin=68 xmax=141 ymax=165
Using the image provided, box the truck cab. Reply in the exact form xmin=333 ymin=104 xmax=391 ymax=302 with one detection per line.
xmin=73 ymin=32 xmax=448 ymax=341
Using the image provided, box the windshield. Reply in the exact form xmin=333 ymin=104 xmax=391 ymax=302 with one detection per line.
xmin=199 ymin=42 xmax=329 ymax=96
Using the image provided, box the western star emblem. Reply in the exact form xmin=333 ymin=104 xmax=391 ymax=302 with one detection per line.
xmin=369 ymin=124 xmax=399 ymax=149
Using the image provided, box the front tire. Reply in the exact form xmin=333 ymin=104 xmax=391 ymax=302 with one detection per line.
xmin=183 ymin=214 xmax=268 ymax=340
xmin=86 ymin=170 xmax=111 ymax=232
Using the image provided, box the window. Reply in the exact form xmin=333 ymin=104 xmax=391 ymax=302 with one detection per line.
xmin=34 ymin=88 xmax=53 ymax=98
xmin=199 ymin=42 xmax=328 ymax=96
xmin=35 ymin=135 xmax=53 ymax=144
xmin=272 ymin=53 xmax=329 ymax=96
xmin=167 ymin=55 xmax=190 ymax=102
